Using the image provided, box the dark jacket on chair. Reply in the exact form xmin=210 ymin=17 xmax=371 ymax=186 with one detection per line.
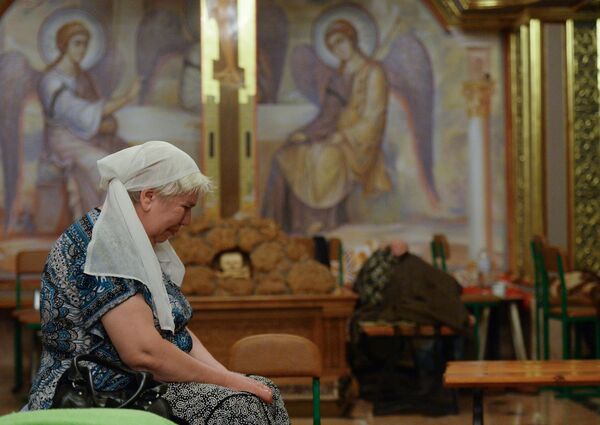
xmin=351 ymin=249 xmax=469 ymax=337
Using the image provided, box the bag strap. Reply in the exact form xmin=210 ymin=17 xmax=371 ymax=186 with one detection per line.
xmin=72 ymin=354 xmax=153 ymax=408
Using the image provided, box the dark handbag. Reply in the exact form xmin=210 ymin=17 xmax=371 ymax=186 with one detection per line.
xmin=51 ymin=354 xmax=175 ymax=421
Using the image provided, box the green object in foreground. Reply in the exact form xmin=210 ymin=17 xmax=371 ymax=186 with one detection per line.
xmin=0 ymin=408 xmax=176 ymax=425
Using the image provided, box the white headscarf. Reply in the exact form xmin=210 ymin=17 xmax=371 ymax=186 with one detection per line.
xmin=84 ymin=141 xmax=204 ymax=332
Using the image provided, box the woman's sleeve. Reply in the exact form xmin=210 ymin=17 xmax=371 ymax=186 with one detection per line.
xmin=73 ymin=270 xmax=146 ymax=331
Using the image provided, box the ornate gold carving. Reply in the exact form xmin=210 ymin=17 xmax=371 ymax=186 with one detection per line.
xmin=529 ymin=20 xmax=545 ymax=238
xmin=509 ymin=28 xmax=528 ymax=275
xmin=426 ymin=0 xmax=600 ymax=30
xmin=508 ymin=21 xmax=545 ymax=277
xmin=566 ymin=19 xmax=600 ymax=274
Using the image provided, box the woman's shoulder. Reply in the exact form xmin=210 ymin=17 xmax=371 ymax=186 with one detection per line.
xmin=51 ymin=209 xmax=101 ymax=259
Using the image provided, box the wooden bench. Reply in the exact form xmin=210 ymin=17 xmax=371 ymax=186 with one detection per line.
xmin=359 ymin=320 xmax=458 ymax=337
xmin=444 ymin=360 xmax=600 ymax=425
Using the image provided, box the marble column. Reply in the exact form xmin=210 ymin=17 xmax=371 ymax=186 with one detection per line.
xmin=462 ymin=49 xmax=495 ymax=260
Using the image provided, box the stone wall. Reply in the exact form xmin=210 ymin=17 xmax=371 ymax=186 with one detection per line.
xmin=171 ymin=217 xmax=336 ymax=296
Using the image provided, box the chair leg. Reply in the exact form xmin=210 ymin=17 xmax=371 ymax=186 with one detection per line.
xmin=543 ymin=315 xmax=550 ymax=360
xmin=472 ymin=305 xmax=481 ymax=359
xmin=312 ymin=377 xmax=321 ymax=425
xmin=575 ymin=326 xmax=582 ymax=359
xmin=595 ymin=320 xmax=600 ymax=359
xmin=562 ymin=322 xmax=571 ymax=360
xmin=478 ymin=307 xmax=491 ymax=360
xmin=509 ymin=302 xmax=527 ymax=360
xmin=12 ymin=321 xmax=23 ymax=393
xmin=535 ymin=306 xmax=541 ymax=360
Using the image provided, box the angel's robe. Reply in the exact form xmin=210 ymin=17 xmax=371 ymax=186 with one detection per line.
xmin=263 ymin=59 xmax=391 ymax=233
xmin=38 ymin=69 xmax=119 ymax=217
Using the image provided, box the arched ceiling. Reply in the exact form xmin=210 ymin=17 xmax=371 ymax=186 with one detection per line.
xmin=424 ymin=0 xmax=600 ymax=30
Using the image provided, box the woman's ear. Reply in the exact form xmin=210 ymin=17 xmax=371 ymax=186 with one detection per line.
xmin=139 ymin=189 xmax=156 ymax=212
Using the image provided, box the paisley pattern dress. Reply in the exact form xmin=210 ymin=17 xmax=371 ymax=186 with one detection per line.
xmin=28 ymin=209 xmax=289 ymax=424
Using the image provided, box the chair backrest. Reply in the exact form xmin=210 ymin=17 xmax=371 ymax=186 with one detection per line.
xmin=540 ymin=244 xmax=569 ymax=318
xmin=15 ymin=250 xmax=48 ymax=310
xmin=530 ymin=235 xmax=547 ymax=360
xmin=229 ymin=333 xmax=322 ymax=425
xmin=430 ymin=234 xmax=450 ymax=272
xmin=530 ymin=235 xmax=547 ymax=304
xmin=229 ymin=333 xmax=322 ymax=378
xmin=16 ymin=250 xmax=48 ymax=275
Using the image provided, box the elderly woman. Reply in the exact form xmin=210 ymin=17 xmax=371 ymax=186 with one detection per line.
xmin=27 ymin=141 xmax=289 ymax=424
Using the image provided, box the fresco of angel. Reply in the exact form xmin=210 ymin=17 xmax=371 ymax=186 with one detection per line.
xmin=261 ymin=5 xmax=439 ymax=235
xmin=0 ymin=3 xmax=201 ymax=237
xmin=0 ymin=8 xmax=139 ymax=235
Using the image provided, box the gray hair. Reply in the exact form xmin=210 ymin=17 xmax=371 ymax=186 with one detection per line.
xmin=128 ymin=172 xmax=213 ymax=203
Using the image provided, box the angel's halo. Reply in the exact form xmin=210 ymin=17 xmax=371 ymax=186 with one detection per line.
xmin=312 ymin=4 xmax=378 ymax=68
xmin=38 ymin=8 xmax=106 ymax=70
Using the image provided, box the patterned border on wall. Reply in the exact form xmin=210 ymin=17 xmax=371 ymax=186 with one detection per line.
xmin=567 ymin=19 xmax=600 ymax=274
xmin=510 ymin=30 xmax=527 ymax=275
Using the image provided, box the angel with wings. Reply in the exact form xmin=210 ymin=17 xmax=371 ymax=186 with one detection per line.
xmin=262 ymin=9 xmax=439 ymax=235
xmin=0 ymin=9 xmax=139 ymax=235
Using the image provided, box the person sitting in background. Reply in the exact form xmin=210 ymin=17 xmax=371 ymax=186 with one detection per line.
xmin=348 ymin=238 xmax=468 ymax=415
xmin=351 ymin=238 xmax=469 ymax=331
xmin=27 ymin=141 xmax=290 ymax=425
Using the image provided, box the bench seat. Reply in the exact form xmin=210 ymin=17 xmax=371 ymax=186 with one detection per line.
xmin=445 ymin=360 xmax=600 ymax=424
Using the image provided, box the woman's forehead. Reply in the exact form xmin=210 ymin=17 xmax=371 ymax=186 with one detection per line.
xmin=173 ymin=192 xmax=199 ymax=203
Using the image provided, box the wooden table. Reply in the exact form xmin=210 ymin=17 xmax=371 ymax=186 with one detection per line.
xmin=444 ymin=360 xmax=600 ymax=424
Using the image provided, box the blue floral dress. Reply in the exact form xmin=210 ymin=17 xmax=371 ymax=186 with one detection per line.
xmin=28 ymin=209 xmax=289 ymax=424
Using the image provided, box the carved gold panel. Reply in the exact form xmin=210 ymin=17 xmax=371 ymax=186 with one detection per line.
xmin=566 ymin=19 xmax=600 ymax=273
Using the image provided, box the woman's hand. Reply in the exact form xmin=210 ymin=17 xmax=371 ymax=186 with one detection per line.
xmin=225 ymin=372 xmax=273 ymax=404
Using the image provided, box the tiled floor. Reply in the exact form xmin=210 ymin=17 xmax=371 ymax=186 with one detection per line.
xmin=1 ymin=315 xmax=600 ymax=424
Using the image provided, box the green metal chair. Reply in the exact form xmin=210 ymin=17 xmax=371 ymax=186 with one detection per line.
xmin=12 ymin=250 xmax=47 ymax=392
xmin=229 ymin=333 xmax=322 ymax=425
xmin=536 ymin=244 xmax=600 ymax=360
xmin=430 ymin=234 xmax=449 ymax=272
xmin=530 ymin=235 xmax=546 ymax=360
xmin=431 ymin=234 xmax=499 ymax=359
